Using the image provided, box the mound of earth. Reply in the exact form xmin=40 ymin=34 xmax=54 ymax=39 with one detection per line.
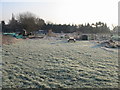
xmin=2 ymin=35 xmax=22 ymax=45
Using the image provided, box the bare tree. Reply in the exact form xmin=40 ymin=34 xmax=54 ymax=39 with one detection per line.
xmin=17 ymin=12 xmax=45 ymax=33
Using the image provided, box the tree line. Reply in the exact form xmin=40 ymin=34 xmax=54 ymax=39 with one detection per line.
xmin=1 ymin=12 xmax=110 ymax=34
xmin=42 ymin=22 xmax=110 ymax=34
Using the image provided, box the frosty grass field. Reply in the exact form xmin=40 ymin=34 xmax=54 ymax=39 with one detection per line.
xmin=2 ymin=39 xmax=119 ymax=88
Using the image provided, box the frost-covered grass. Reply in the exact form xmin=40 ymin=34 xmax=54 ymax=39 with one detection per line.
xmin=2 ymin=39 xmax=119 ymax=88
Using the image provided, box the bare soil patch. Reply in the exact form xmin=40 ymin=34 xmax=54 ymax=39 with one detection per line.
xmin=2 ymin=35 xmax=23 ymax=45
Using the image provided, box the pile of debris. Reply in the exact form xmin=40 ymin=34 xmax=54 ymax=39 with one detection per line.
xmin=100 ymin=40 xmax=120 ymax=48
xmin=47 ymin=29 xmax=56 ymax=37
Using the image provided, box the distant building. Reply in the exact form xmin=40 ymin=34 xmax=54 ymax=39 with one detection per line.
xmin=74 ymin=31 xmax=111 ymax=40
xmin=34 ymin=30 xmax=47 ymax=35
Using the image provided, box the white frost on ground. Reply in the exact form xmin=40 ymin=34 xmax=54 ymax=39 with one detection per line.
xmin=0 ymin=35 xmax=2 ymax=89
xmin=2 ymin=39 xmax=119 ymax=88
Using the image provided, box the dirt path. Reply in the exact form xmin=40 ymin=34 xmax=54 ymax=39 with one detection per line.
xmin=2 ymin=39 xmax=119 ymax=88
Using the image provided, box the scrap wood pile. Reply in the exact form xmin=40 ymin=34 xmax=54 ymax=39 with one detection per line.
xmin=99 ymin=40 xmax=120 ymax=48
xmin=28 ymin=35 xmax=44 ymax=39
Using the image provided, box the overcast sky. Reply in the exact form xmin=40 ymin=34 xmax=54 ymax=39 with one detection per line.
xmin=0 ymin=0 xmax=119 ymax=29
